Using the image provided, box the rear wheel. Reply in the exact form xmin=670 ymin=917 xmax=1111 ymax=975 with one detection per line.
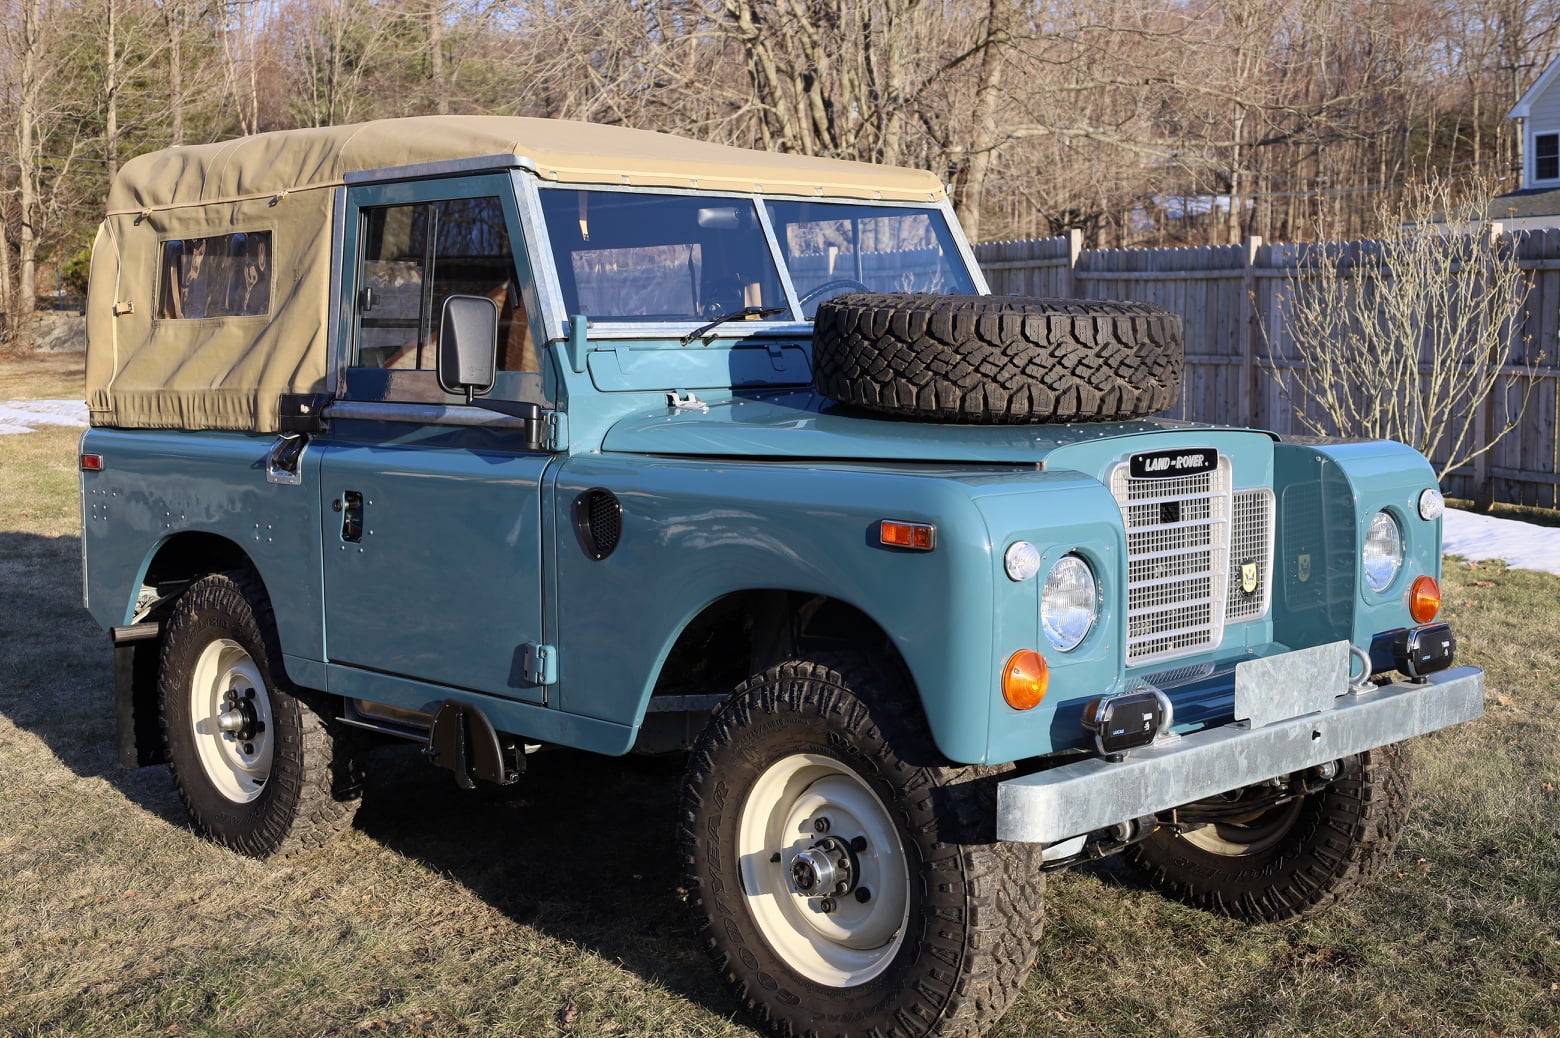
xmin=160 ymin=570 xmax=362 ymax=858
xmin=1126 ymin=745 xmax=1413 ymax=921
xmin=679 ymin=655 xmax=1044 ymax=1038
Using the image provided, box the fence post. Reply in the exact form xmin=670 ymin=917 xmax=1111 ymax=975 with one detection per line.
xmin=1240 ymin=235 xmax=1263 ymax=428
xmin=1064 ymin=228 xmax=1082 ymax=298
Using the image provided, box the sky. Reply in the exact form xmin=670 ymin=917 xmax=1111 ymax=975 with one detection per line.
xmin=3 ymin=398 xmax=1556 ymax=577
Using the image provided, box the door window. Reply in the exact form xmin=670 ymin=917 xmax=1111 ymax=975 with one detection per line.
xmin=349 ymin=194 xmax=539 ymax=401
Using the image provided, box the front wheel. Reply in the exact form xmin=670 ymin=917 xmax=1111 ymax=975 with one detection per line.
xmin=160 ymin=570 xmax=362 ymax=858
xmin=1127 ymin=744 xmax=1413 ymax=921
xmin=678 ymin=655 xmax=1044 ymax=1038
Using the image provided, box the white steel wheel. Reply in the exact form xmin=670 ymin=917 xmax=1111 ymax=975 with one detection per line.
xmin=735 ymin=752 xmax=910 ymax=986
xmin=160 ymin=570 xmax=363 ymax=859
xmin=187 ymin=637 xmax=275 ymax=803
xmin=680 ymin=654 xmax=1047 ymax=1038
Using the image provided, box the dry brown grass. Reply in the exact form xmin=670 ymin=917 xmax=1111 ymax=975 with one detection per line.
xmin=1 ymin=365 xmax=1556 ymax=1037
xmin=0 ymin=351 xmax=85 ymax=401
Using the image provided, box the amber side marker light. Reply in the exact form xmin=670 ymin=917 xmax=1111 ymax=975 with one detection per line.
xmin=879 ymin=520 xmax=935 ymax=551
xmin=1002 ymin=650 xmax=1049 ymax=710
xmin=1409 ymin=575 xmax=1441 ymax=623
xmin=80 ymin=453 xmax=103 ymax=472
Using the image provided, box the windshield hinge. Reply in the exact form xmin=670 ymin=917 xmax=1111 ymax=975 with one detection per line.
xmin=668 ymin=389 xmax=710 ymax=414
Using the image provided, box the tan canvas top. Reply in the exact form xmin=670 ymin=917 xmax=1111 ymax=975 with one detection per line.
xmin=88 ymin=118 xmax=946 ymax=433
xmin=107 ymin=116 xmax=946 ymax=213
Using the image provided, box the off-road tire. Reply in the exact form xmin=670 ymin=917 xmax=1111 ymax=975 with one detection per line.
xmin=160 ymin=570 xmax=363 ymax=859
xmin=1126 ymin=745 xmax=1413 ymax=921
xmin=678 ymin=654 xmax=1045 ymax=1038
xmin=812 ymin=293 xmax=1183 ymax=423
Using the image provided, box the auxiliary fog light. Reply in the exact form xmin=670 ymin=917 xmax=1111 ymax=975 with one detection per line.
xmin=1041 ymin=554 xmax=1097 ymax=652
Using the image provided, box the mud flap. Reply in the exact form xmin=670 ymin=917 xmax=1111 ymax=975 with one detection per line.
xmin=426 ymin=700 xmax=522 ymax=788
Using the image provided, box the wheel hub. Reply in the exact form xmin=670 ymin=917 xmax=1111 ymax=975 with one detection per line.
xmin=788 ymin=835 xmax=858 ymax=898
xmin=217 ymin=688 xmax=263 ymax=743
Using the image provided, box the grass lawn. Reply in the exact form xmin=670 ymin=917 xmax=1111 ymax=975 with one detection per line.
xmin=1 ymin=353 xmax=1556 ymax=1037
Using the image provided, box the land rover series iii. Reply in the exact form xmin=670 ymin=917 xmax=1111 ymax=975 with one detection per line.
xmin=81 ymin=116 xmax=1484 ymax=1038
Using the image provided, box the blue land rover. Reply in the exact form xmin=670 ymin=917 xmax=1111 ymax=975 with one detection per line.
xmin=81 ymin=116 xmax=1483 ymax=1038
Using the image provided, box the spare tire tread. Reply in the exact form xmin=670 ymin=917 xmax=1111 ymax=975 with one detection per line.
xmin=812 ymin=293 xmax=1183 ymax=424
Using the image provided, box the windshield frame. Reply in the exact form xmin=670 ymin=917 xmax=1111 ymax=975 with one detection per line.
xmin=517 ymin=175 xmax=986 ymax=342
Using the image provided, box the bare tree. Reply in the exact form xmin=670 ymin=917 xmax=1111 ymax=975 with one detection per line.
xmin=1268 ymin=178 xmax=1541 ymax=485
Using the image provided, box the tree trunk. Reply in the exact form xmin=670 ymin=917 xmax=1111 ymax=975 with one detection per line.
xmin=953 ymin=0 xmax=1013 ymax=244
xmin=15 ymin=0 xmax=43 ymax=351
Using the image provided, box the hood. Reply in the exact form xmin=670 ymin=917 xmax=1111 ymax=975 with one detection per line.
xmin=601 ymin=390 xmax=1272 ymax=466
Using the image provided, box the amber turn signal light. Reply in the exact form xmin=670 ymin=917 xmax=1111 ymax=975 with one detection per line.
xmin=1002 ymin=650 xmax=1049 ymax=710
xmin=879 ymin=520 xmax=935 ymax=551
xmin=1409 ymin=575 xmax=1440 ymax=623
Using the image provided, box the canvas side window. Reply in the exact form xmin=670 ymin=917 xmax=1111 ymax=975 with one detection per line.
xmin=353 ymin=196 xmax=537 ymax=376
xmin=157 ymin=231 xmax=271 ymax=319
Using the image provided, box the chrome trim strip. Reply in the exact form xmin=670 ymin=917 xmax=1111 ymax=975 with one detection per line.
xmin=997 ymin=665 xmax=1484 ymax=844
xmin=754 ymin=201 xmax=803 ymax=315
xmin=940 ymin=196 xmax=991 ymax=295
xmin=324 ymin=399 xmax=537 ymax=431
xmin=511 ymin=172 xmax=571 ymax=343
xmin=327 ymin=187 xmax=347 ymax=396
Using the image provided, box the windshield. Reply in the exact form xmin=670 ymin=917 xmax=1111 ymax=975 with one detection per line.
xmin=539 ymin=189 xmax=786 ymax=323
xmin=764 ymin=200 xmax=976 ymax=317
xmin=538 ymin=188 xmax=978 ymax=326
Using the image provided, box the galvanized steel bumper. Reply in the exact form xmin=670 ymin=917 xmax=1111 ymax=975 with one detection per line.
xmin=997 ymin=665 xmax=1484 ymax=845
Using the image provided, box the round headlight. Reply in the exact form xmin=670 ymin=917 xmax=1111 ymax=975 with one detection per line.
xmin=1418 ymin=488 xmax=1445 ymax=520
xmin=1042 ymin=554 xmax=1097 ymax=652
xmin=1362 ymin=510 xmax=1403 ymax=592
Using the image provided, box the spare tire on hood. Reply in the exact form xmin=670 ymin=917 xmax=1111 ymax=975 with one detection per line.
xmin=811 ymin=293 xmax=1183 ymax=424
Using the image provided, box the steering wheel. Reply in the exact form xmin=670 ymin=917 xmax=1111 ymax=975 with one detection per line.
xmin=798 ymin=278 xmax=872 ymax=307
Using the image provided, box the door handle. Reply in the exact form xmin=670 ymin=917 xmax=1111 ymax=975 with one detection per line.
xmin=339 ymin=491 xmax=364 ymax=542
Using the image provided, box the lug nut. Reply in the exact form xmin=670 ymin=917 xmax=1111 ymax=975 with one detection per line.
xmin=819 ymin=898 xmax=836 ymax=913
xmin=813 ymin=817 xmax=831 ymax=833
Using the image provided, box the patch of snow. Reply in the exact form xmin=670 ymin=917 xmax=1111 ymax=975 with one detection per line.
xmin=0 ymin=399 xmax=88 ymax=436
xmin=1442 ymin=508 xmax=1560 ymax=577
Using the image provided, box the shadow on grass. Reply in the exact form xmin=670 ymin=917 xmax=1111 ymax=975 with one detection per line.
xmin=0 ymin=530 xmax=734 ymax=1019
xmin=355 ymin=744 xmax=733 ymax=1015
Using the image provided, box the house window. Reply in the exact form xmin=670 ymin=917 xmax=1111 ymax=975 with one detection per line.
xmin=1537 ymin=133 xmax=1559 ymax=181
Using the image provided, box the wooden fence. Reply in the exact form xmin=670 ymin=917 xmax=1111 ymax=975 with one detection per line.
xmin=974 ymin=230 xmax=1560 ymax=508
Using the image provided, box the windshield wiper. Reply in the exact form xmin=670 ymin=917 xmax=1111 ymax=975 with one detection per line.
xmin=680 ymin=305 xmax=788 ymax=345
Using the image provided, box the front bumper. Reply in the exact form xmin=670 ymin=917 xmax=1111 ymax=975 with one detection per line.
xmin=997 ymin=664 xmax=1484 ymax=844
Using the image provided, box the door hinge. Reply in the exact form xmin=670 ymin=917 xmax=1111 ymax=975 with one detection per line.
xmin=522 ymin=643 xmax=558 ymax=685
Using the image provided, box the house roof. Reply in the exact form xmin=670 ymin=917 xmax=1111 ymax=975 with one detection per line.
xmin=1509 ymin=56 xmax=1560 ymax=119
xmin=1491 ymin=186 xmax=1560 ymax=219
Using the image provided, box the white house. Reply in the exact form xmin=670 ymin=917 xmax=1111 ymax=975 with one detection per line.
xmin=1498 ymin=56 xmax=1560 ymax=229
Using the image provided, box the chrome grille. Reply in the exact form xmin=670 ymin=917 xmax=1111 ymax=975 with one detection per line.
xmin=1111 ymin=456 xmax=1232 ymax=665
xmin=1226 ymin=489 xmax=1274 ymax=622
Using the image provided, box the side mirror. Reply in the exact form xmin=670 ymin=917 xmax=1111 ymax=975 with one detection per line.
xmin=436 ymin=294 xmax=499 ymax=402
